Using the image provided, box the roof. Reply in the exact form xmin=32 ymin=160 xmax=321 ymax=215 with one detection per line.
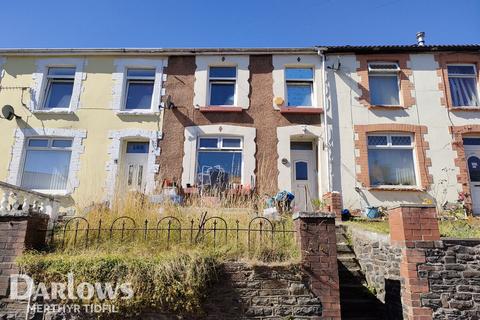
xmin=319 ymin=44 xmax=480 ymax=54
xmin=0 ymin=45 xmax=478 ymax=56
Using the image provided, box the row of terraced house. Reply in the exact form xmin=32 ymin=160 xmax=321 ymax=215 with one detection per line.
xmin=0 ymin=37 xmax=480 ymax=216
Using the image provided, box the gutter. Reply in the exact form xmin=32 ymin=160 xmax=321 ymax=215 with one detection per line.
xmin=317 ymin=47 xmax=332 ymax=193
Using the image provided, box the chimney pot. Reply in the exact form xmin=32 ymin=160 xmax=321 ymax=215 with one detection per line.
xmin=416 ymin=31 xmax=425 ymax=47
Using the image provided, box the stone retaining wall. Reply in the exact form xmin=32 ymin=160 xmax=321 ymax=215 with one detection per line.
xmin=348 ymin=226 xmax=402 ymax=302
xmin=419 ymin=239 xmax=480 ymax=319
xmin=202 ymin=262 xmax=322 ymax=319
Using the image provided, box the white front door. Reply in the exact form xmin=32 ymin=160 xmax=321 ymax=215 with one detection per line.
xmin=290 ymin=142 xmax=318 ymax=212
xmin=466 ymin=148 xmax=480 ymax=215
xmin=121 ymin=141 xmax=149 ymax=193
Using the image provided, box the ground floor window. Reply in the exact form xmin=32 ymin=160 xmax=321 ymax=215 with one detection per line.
xmin=196 ymin=137 xmax=242 ymax=189
xmin=21 ymin=138 xmax=73 ymax=191
xmin=367 ymin=133 xmax=416 ymax=186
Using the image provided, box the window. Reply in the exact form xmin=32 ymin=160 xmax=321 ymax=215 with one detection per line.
xmin=126 ymin=142 xmax=149 ymax=153
xmin=368 ymin=62 xmax=400 ymax=106
xmin=286 ymin=68 xmax=313 ymax=106
xmin=21 ymin=138 xmax=73 ymax=191
xmin=196 ymin=137 xmax=242 ymax=189
xmin=367 ymin=134 xmax=416 ymax=186
xmin=447 ymin=65 xmax=479 ymax=107
xmin=43 ymin=67 xmax=76 ymax=109
xmin=209 ymin=67 xmax=236 ymax=105
xmin=125 ymin=69 xmax=155 ymax=109
xmin=295 ymin=161 xmax=308 ymax=180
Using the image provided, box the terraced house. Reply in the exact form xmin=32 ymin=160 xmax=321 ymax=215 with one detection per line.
xmin=0 ymin=40 xmax=479 ymax=216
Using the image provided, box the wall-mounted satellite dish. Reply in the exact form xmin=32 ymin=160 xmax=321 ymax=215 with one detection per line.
xmin=2 ymin=105 xmax=21 ymax=120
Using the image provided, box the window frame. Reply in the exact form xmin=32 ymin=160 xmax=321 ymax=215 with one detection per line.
xmin=367 ymin=62 xmax=401 ymax=106
xmin=285 ymin=67 xmax=314 ymax=107
xmin=207 ymin=66 xmax=237 ymax=106
xmin=195 ymin=136 xmax=244 ymax=187
xmin=447 ymin=63 xmax=479 ymax=107
xmin=124 ymin=68 xmax=156 ymax=110
xmin=20 ymin=137 xmax=74 ymax=193
xmin=366 ymin=133 xmax=419 ymax=187
xmin=42 ymin=66 xmax=77 ymax=111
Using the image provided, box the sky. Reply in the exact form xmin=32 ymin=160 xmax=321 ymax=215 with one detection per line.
xmin=1 ymin=0 xmax=479 ymax=48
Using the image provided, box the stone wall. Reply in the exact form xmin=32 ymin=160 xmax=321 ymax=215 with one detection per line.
xmin=348 ymin=226 xmax=402 ymax=302
xmin=202 ymin=262 xmax=322 ymax=319
xmin=419 ymin=239 xmax=480 ymax=320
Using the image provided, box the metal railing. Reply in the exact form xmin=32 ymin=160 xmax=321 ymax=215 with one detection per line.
xmin=0 ymin=181 xmax=59 ymax=219
xmin=45 ymin=213 xmax=297 ymax=253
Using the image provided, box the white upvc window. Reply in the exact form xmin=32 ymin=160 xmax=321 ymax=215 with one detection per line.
xmin=368 ymin=62 xmax=401 ymax=106
xmin=21 ymin=137 xmax=73 ymax=192
xmin=208 ymin=67 xmax=237 ymax=106
xmin=367 ymin=133 xmax=417 ymax=187
xmin=112 ymin=58 xmax=166 ymax=114
xmin=285 ymin=67 xmax=314 ymax=107
xmin=31 ymin=58 xmax=85 ymax=112
xmin=447 ymin=64 xmax=479 ymax=107
xmin=43 ymin=67 xmax=76 ymax=109
xmin=125 ymin=68 xmax=156 ymax=110
xmin=196 ymin=136 xmax=243 ymax=189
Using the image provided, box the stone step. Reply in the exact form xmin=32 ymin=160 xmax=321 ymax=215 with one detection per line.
xmin=337 ymin=243 xmax=353 ymax=253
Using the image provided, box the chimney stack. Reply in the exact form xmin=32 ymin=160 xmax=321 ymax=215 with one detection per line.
xmin=416 ymin=32 xmax=425 ymax=46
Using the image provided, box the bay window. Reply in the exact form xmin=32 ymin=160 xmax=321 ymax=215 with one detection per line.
xmin=367 ymin=134 xmax=416 ymax=186
xmin=447 ymin=64 xmax=479 ymax=107
xmin=196 ymin=137 xmax=242 ymax=189
xmin=368 ymin=62 xmax=400 ymax=106
xmin=21 ymin=138 xmax=73 ymax=191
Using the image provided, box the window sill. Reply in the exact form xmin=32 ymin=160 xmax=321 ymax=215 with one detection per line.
xmin=198 ymin=106 xmax=244 ymax=113
xmin=367 ymin=105 xmax=408 ymax=110
xmin=279 ymin=107 xmax=323 ymax=114
xmin=367 ymin=186 xmax=426 ymax=192
xmin=116 ymin=110 xmax=160 ymax=116
xmin=30 ymin=189 xmax=70 ymax=197
xmin=32 ymin=109 xmax=74 ymax=115
xmin=449 ymin=106 xmax=480 ymax=112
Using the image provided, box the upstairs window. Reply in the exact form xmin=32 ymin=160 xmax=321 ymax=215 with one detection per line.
xmin=208 ymin=67 xmax=236 ymax=106
xmin=125 ymin=68 xmax=156 ymax=110
xmin=21 ymin=138 xmax=73 ymax=191
xmin=367 ymin=134 xmax=416 ymax=186
xmin=44 ymin=67 xmax=76 ymax=109
xmin=447 ymin=64 xmax=479 ymax=107
xmin=368 ymin=62 xmax=400 ymax=106
xmin=196 ymin=137 xmax=242 ymax=189
xmin=285 ymin=68 xmax=313 ymax=106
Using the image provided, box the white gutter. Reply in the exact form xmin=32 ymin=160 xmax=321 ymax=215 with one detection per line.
xmin=318 ymin=48 xmax=332 ymax=193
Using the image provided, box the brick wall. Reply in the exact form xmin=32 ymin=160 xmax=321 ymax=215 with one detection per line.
xmin=389 ymin=204 xmax=440 ymax=320
xmin=293 ymin=212 xmax=341 ymax=319
xmin=322 ymin=192 xmax=343 ymax=219
xmin=0 ymin=214 xmax=49 ymax=318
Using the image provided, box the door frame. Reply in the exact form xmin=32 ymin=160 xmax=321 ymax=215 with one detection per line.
xmin=290 ymin=140 xmax=319 ymax=211
xmin=464 ymin=143 xmax=480 ymax=216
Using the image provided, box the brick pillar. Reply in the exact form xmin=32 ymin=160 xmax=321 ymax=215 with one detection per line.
xmin=293 ymin=212 xmax=341 ymax=320
xmin=388 ymin=205 xmax=440 ymax=320
xmin=0 ymin=213 xmax=49 ymax=316
xmin=322 ymin=192 xmax=342 ymax=220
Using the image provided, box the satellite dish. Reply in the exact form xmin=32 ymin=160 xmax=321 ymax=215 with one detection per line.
xmin=2 ymin=105 xmax=21 ymax=120
xmin=165 ymin=95 xmax=175 ymax=110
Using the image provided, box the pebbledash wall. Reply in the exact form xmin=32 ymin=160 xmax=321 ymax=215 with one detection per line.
xmin=157 ymin=54 xmax=326 ymax=196
xmin=327 ymin=49 xmax=480 ymax=213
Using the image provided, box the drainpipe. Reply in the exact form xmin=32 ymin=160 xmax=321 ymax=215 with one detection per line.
xmin=317 ymin=48 xmax=332 ymax=193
